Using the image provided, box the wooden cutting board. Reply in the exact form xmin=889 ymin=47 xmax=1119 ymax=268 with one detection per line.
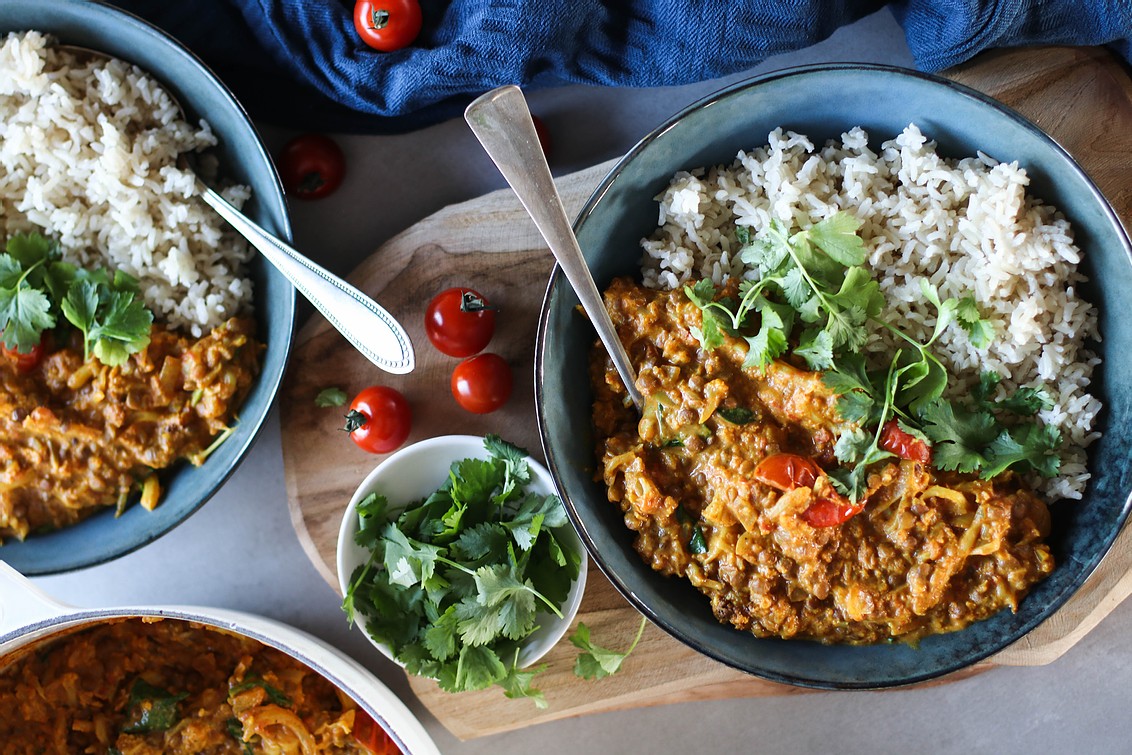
xmin=279 ymin=46 xmax=1132 ymax=740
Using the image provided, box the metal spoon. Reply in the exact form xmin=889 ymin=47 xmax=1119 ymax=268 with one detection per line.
xmin=464 ymin=86 xmax=644 ymax=411
xmin=61 ymin=45 xmax=414 ymax=374
xmin=188 ymin=173 xmax=414 ymax=374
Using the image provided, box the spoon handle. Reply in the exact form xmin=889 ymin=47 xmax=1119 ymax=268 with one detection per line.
xmin=464 ymin=86 xmax=644 ymax=410
xmin=198 ymin=188 xmax=415 ymax=375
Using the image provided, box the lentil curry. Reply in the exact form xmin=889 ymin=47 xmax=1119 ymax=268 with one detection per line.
xmin=0 ymin=318 xmax=260 ymax=541
xmin=0 ymin=617 xmax=399 ymax=754
xmin=591 ymin=278 xmax=1054 ymax=644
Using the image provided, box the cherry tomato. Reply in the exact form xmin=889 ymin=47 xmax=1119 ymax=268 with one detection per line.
xmin=2 ymin=338 xmax=45 ymax=372
xmin=352 ymin=709 xmax=398 ymax=754
xmin=353 ymin=0 xmax=422 ymax=52
xmin=530 ymin=114 xmax=552 ymax=158
xmin=451 ymin=353 xmax=512 ymax=414
xmin=277 ymin=133 xmax=346 ymax=200
xmin=344 ymin=386 xmax=411 ymax=454
xmin=752 ymin=453 xmax=819 ymax=492
xmin=879 ymin=419 xmax=932 ymax=463
xmin=753 ymin=452 xmax=860 ymax=528
xmin=424 ymin=287 xmax=496 ymax=357
xmin=799 ymin=496 xmax=865 ymax=529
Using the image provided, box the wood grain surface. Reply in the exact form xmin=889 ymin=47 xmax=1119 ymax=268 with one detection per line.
xmin=279 ymin=46 xmax=1132 ymax=739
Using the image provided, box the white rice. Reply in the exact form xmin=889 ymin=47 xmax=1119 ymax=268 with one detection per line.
xmin=641 ymin=124 xmax=1101 ymax=500
xmin=0 ymin=30 xmax=253 ymax=336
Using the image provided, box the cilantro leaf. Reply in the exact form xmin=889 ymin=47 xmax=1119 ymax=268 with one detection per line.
xmin=917 ymin=280 xmax=958 ymax=345
xmin=688 ymin=525 xmax=707 ymax=554
xmin=59 ymin=277 xmax=153 ymax=366
xmin=918 ymin=399 xmax=997 ymax=473
xmin=0 ymin=282 xmax=53 ymax=352
xmin=315 ymin=387 xmax=348 ymax=407
xmin=381 ymin=523 xmax=443 ymax=588
xmin=981 ymin=423 xmax=1062 ymax=479
xmin=423 ymin=605 xmax=460 ymax=661
xmin=794 ymin=327 xmax=834 ymax=371
xmin=122 ymin=678 xmax=188 ymax=734
xmin=436 ymin=645 xmax=507 ymax=693
xmin=740 ymin=220 xmax=791 ymax=272
xmin=499 ymin=662 xmax=548 ymax=709
xmin=996 ymin=387 xmax=1053 ymax=416
xmin=453 ymin=522 xmax=510 ymax=562
xmin=834 ymin=426 xmax=873 ymax=464
xmin=803 ymin=212 xmax=868 ymax=266
xmin=955 ymin=296 xmax=994 ymax=349
xmin=716 ymin=407 xmax=756 ymax=425
xmin=570 ymin=617 xmax=647 ymax=681
xmin=742 ymin=299 xmax=793 ymax=369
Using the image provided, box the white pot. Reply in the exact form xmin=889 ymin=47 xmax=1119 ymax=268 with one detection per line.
xmin=0 ymin=562 xmax=439 ymax=755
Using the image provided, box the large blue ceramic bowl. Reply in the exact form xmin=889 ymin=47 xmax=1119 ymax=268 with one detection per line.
xmin=536 ymin=64 xmax=1132 ymax=688
xmin=0 ymin=0 xmax=295 ymax=575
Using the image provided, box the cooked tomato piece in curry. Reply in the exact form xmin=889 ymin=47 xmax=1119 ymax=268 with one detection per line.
xmin=591 ymin=277 xmax=1053 ymax=644
xmin=0 ymin=317 xmax=261 ymax=541
xmin=0 ymin=618 xmax=400 ymax=754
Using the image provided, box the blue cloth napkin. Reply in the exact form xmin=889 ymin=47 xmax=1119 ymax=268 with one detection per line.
xmin=109 ymin=1 xmax=1132 ymax=133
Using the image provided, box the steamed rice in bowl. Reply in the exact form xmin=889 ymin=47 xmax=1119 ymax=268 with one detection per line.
xmin=588 ymin=123 xmax=1101 ymax=644
xmin=0 ymin=31 xmax=262 ymax=540
xmin=0 ymin=30 xmax=253 ymax=335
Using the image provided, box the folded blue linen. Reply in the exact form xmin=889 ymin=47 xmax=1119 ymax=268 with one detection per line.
xmin=108 ymin=1 xmax=1132 ymax=132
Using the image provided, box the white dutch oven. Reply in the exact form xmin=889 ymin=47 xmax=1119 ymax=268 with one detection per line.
xmin=0 ymin=562 xmax=439 ymax=755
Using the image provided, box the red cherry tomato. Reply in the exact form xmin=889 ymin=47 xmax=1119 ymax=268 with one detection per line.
xmin=879 ymin=419 xmax=932 ymax=463
xmin=752 ymin=453 xmax=819 ymax=492
xmin=352 ymin=708 xmax=398 ymax=754
xmin=798 ymin=496 xmax=865 ymax=529
xmin=344 ymin=386 xmax=411 ymax=454
xmin=353 ymin=0 xmax=422 ymax=52
xmin=451 ymin=353 xmax=512 ymax=414
xmin=277 ymin=133 xmax=346 ymax=200
xmin=752 ymin=452 xmax=860 ymax=528
xmin=2 ymin=338 xmax=45 ymax=372
xmin=424 ymin=287 xmax=496 ymax=357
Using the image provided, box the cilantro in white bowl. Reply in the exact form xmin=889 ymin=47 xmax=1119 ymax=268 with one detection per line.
xmin=336 ymin=434 xmax=587 ymax=704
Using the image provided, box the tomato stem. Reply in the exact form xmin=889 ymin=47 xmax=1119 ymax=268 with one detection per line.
xmin=342 ymin=409 xmax=368 ymax=433
xmin=368 ymin=9 xmax=391 ymax=29
xmin=459 ymin=291 xmax=496 ymax=313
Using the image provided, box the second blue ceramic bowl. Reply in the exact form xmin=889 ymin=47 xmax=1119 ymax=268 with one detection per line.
xmin=0 ymin=0 xmax=295 ymax=575
xmin=536 ymin=64 xmax=1132 ymax=688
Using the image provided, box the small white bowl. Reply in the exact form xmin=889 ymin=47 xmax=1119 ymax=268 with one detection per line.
xmin=337 ymin=435 xmax=587 ymax=669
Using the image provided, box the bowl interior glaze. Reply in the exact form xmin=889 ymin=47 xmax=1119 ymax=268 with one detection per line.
xmin=0 ymin=0 xmax=295 ymax=574
xmin=536 ymin=64 xmax=1132 ymax=688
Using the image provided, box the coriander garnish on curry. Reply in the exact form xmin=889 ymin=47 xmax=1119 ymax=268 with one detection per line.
xmin=590 ymin=126 xmax=1098 ymax=644
xmin=0 ymin=233 xmax=260 ymax=541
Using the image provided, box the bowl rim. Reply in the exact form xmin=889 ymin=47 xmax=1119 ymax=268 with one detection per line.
xmin=0 ymin=0 xmax=296 ymax=574
xmin=335 ymin=434 xmax=588 ymax=670
xmin=535 ymin=61 xmax=1132 ymax=689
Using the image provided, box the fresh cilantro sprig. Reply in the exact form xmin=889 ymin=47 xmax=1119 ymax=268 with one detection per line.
xmin=569 ymin=616 xmax=647 ymax=680
xmin=0 ymin=232 xmax=153 ymax=365
xmin=343 ymin=435 xmax=583 ymax=703
xmin=0 ymin=233 xmax=62 ymax=352
xmin=62 ymin=277 xmax=152 ymax=366
xmin=686 ymin=213 xmax=883 ymax=370
xmin=919 ymin=381 xmax=1061 ymax=479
